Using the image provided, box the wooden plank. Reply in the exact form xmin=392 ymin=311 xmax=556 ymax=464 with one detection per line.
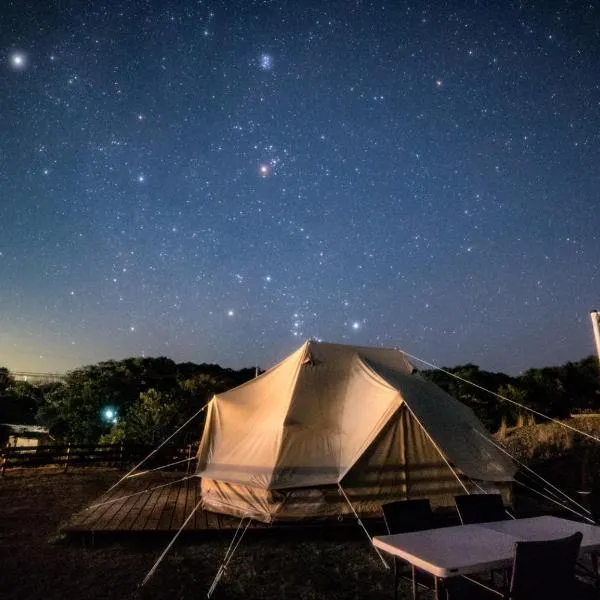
xmin=170 ymin=478 xmax=190 ymax=530
xmin=130 ymin=476 xmax=171 ymax=531
xmin=102 ymin=475 xmax=150 ymax=530
xmin=157 ymin=477 xmax=182 ymax=530
xmin=71 ymin=479 xmax=132 ymax=530
xmin=113 ymin=476 xmax=157 ymax=531
xmin=144 ymin=479 xmax=174 ymax=531
xmin=90 ymin=476 xmax=147 ymax=531
xmin=205 ymin=510 xmax=221 ymax=530
xmin=185 ymin=478 xmax=199 ymax=531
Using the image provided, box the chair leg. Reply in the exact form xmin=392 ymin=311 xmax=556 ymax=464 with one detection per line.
xmin=393 ymin=558 xmax=399 ymax=600
xmin=412 ymin=565 xmax=418 ymax=600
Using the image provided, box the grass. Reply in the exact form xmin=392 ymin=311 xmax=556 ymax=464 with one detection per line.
xmin=0 ymin=467 xmax=395 ymax=600
xmin=1 ymin=466 xmax=598 ymax=600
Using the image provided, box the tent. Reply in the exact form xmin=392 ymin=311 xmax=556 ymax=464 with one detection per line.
xmin=196 ymin=341 xmax=516 ymax=522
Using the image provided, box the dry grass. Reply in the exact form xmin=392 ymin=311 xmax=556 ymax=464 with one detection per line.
xmin=499 ymin=416 xmax=600 ymax=464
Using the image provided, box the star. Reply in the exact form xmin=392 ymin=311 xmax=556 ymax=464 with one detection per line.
xmin=9 ymin=51 xmax=27 ymax=70
xmin=258 ymin=164 xmax=271 ymax=177
xmin=259 ymin=54 xmax=273 ymax=71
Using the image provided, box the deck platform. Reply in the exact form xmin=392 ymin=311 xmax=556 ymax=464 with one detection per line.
xmin=62 ymin=472 xmax=262 ymax=534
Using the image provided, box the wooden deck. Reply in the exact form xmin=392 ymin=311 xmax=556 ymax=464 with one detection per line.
xmin=62 ymin=472 xmax=263 ymax=534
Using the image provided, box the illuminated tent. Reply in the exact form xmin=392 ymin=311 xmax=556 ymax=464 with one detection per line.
xmin=196 ymin=341 xmax=515 ymax=522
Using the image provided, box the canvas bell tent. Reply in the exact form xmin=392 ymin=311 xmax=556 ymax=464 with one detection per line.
xmin=196 ymin=341 xmax=516 ymax=522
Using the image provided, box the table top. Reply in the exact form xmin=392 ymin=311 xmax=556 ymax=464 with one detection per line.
xmin=373 ymin=516 xmax=599 ymax=578
xmin=479 ymin=515 xmax=600 ymax=550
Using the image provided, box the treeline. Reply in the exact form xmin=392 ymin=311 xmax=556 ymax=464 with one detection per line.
xmin=422 ymin=356 xmax=600 ymax=432
xmin=0 ymin=358 xmax=256 ymax=445
xmin=1 ymin=355 xmax=599 ymax=446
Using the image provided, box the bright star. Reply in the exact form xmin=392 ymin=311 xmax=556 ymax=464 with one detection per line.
xmin=352 ymin=322 xmax=361 ymax=330
xmin=258 ymin=164 xmax=271 ymax=177
xmin=259 ymin=54 xmax=273 ymax=71
xmin=227 ymin=309 xmax=235 ymax=317
xmin=9 ymin=51 xmax=27 ymax=70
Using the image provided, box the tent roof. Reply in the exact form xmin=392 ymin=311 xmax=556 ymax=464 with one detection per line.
xmin=197 ymin=341 xmax=515 ymax=489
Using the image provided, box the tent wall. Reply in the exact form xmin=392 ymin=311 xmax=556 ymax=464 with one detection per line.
xmin=201 ymin=404 xmax=512 ymax=521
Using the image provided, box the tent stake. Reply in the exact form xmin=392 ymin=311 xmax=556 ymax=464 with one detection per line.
xmin=207 ymin=515 xmax=253 ymax=598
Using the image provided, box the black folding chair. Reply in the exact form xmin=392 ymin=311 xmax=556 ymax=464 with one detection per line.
xmin=454 ymin=493 xmax=512 ymax=588
xmin=381 ymin=499 xmax=435 ymax=600
xmin=453 ymin=532 xmax=584 ymax=600
xmin=508 ymin=531 xmax=583 ymax=599
xmin=454 ymin=493 xmax=509 ymax=525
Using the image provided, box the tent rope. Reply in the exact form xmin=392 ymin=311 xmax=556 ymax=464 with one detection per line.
xmin=126 ymin=456 xmax=196 ymax=478
xmin=402 ymin=403 xmax=470 ymax=494
xmin=337 ymin=484 xmax=389 ymax=570
xmin=86 ymin=474 xmax=197 ymax=510
xmin=473 ymin=429 xmax=592 ymax=518
xmin=512 ymin=478 xmax=594 ymax=523
xmin=207 ymin=514 xmax=252 ymax=598
xmin=516 ymin=467 xmax=581 ymax=509
xmin=140 ymin=496 xmax=204 ymax=587
xmin=100 ymin=399 xmax=211 ymax=498
xmin=402 ymin=351 xmax=600 ymax=445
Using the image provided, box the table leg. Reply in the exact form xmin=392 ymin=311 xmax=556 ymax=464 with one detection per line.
xmin=411 ymin=565 xmax=417 ymax=600
xmin=434 ymin=576 xmax=440 ymax=600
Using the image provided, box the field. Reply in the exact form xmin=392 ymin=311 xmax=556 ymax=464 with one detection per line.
xmin=0 ymin=468 xmax=395 ymax=600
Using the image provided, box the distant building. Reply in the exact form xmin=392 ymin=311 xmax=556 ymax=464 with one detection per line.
xmin=1 ymin=423 xmax=51 ymax=447
xmin=10 ymin=371 xmax=65 ymax=384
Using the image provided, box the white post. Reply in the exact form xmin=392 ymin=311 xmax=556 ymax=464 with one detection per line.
xmin=591 ymin=310 xmax=600 ymax=362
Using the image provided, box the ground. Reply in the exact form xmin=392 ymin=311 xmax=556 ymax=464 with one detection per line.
xmin=0 ymin=468 xmax=395 ymax=600
xmin=1 ymin=468 xmax=598 ymax=600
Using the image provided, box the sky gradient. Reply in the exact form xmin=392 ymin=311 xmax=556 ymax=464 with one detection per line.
xmin=1 ymin=1 xmax=599 ymax=375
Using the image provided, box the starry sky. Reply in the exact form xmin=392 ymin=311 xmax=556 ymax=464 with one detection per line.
xmin=1 ymin=0 xmax=599 ymax=376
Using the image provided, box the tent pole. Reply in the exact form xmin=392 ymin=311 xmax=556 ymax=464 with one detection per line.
xmin=337 ymin=484 xmax=389 ymax=569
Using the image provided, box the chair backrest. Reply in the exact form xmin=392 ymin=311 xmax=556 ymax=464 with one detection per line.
xmin=509 ymin=531 xmax=582 ymax=600
xmin=381 ymin=499 xmax=434 ymax=534
xmin=454 ymin=493 xmax=507 ymax=525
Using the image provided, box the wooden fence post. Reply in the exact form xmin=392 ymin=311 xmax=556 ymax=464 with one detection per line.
xmin=63 ymin=442 xmax=72 ymax=473
xmin=186 ymin=443 xmax=192 ymax=474
xmin=119 ymin=440 xmax=125 ymax=469
xmin=1 ymin=444 xmax=9 ymax=477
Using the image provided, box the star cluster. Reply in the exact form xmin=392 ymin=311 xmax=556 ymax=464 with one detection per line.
xmin=1 ymin=1 xmax=599 ymax=375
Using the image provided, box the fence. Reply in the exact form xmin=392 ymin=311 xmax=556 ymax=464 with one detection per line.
xmin=0 ymin=442 xmax=199 ymax=476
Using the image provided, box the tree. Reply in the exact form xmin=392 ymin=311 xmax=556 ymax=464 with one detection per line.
xmin=1 ymin=380 xmax=43 ymax=424
xmin=0 ymin=367 xmax=14 ymax=394
xmin=101 ymin=388 xmax=179 ymax=445
xmin=34 ymin=356 xmax=256 ymax=444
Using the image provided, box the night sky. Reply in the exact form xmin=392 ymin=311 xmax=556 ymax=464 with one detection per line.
xmin=1 ymin=1 xmax=599 ymax=376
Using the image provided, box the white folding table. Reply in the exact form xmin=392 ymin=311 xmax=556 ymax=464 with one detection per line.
xmin=373 ymin=516 xmax=600 ymax=600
